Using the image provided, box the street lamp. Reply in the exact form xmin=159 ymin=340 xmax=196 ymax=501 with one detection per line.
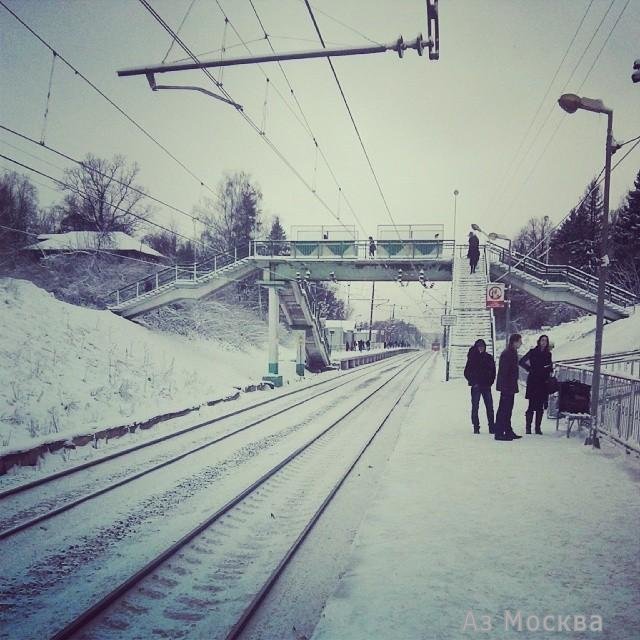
xmin=472 ymin=223 xmax=512 ymax=350
xmin=558 ymin=93 xmax=614 ymax=446
xmin=452 ymin=189 xmax=459 ymax=244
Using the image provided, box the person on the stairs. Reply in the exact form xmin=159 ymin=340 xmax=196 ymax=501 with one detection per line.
xmin=495 ymin=333 xmax=523 ymax=441
xmin=368 ymin=236 xmax=377 ymax=258
xmin=519 ymin=334 xmax=553 ymax=434
xmin=467 ymin=231 xmax=480 ymax=274
xmin=463 ymin=339 xmax=496 ymax=434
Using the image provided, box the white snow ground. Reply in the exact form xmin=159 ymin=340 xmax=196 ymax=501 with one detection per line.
xmin=311 ymin=359 xmax=640 ymax=640
xmin=0 ymin=278 xmax=294 ymax=453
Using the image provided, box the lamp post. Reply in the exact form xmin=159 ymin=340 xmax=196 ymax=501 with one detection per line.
xmin=472 ymin=223 xmax=512 ymax=349
xmin=558 ymin=93 xmax=614 ymax=447
xmin=453 ymin=189 xmax=459 ymax=245
xmin=543 ymin=215 xmax=551 ymax=265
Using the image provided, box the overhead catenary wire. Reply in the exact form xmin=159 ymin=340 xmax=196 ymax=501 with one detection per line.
xmin=138 ymin=0 xmax=356 ymax=240
xmin=302 ymin=0 xmax=401 ymax=239
xmin=491 ymin=137 xmax=640 ymax=284
xmin=0 ymin=0 xmax=218 ymax=198
xmin=216 ymin=0 xmax=367 ymax=236
xmin=489 ymin=0 xmax=618 ymax=220
xmin=493 ymin=0 xmax=628 ymax=229
xmin=0 ymin=125 xmax=221 ymax=237
xmin=480 ymin=0 xmax=596 ymax=221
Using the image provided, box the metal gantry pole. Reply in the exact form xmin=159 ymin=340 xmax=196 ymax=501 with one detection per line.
xmin=505 ymin=238 xmax=512 ymax=350
xmin=588 ymin=110 xmax=614 ymax=447
xmin=368 ymin=281 xmax=376 ymax=343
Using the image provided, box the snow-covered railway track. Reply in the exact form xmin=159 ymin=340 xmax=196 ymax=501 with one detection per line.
xmin=49 ymin=353 xmax=429 ymax=640
xmin=0 ymin=353 xmax=417 ymax=541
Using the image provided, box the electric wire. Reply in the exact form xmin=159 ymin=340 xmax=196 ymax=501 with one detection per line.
xmin=481 ymin=0 xmax=595 ymax=220
xmin=245 ymin=0 xmax=367 ymax=235
xmin=494 ymin=0 xmax=627 ymax=229
xmin=491 ymin=136 xmax=640 ymax=284
xmin=0 ymin=125 xmax=220 ymax=236
xmin=302 ymin=0 xmax=401 ymax=239
xmin=138 ymin=0 xmax=355 ymax=239
xmin=490 ymin=0 xmax=617 ymax=219
xmin=0 ymin=0 xmax=217 ymax=197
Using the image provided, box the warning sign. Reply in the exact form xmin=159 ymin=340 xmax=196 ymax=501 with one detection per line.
xmin=486 ymin=283 xmax=505 ymax=308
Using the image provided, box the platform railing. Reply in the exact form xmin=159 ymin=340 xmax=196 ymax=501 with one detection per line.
xmin=486 ymin=242 xmax=637 ymax=310
xmin=551 ymin=364 xmax=640 ymax=454
xmin=555 ymin=350 xmax=640 ymax=379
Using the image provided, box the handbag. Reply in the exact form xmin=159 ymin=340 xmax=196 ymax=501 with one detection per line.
xmin=546 ymin=375 xmax=560 ymax=395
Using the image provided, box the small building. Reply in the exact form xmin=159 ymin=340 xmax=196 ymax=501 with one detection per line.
xmin=324 ymin=320 xmax=382 ymax=350
xmin=25 ymin=232 xmax=166 ymax=261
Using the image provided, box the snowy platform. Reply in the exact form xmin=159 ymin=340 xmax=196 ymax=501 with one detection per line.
xmin=312 ymin=365 xmax=640 ymax=640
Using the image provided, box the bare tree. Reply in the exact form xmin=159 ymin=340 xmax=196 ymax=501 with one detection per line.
xmin=59 ymin=154 xmax=150 ymax=234
xmin=0 ymin=171 xmax=39 ymax=252
xmin=512 ymin=215 xmax=553 ymax=261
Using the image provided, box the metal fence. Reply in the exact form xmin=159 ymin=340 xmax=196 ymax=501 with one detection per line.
xmin=555 ymin=350 xmax=640 ymax=379
xmin=551 ymin=364 xmax=640 ymax=454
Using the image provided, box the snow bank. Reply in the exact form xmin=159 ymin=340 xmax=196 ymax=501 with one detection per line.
xmin=519 ymin=307 xmax=640 ymax=360
xmin=0 ymin=278 xmax=293 ymax=452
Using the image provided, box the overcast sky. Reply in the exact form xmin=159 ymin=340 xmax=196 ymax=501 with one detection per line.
xmin=2 ymin=0 xmax=639 ymax=332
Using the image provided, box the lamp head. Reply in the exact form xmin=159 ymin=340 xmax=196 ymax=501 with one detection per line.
xmin=471 ymin=223 xmax=481 ymax=232
xmin=453 ymin=189 xmax=459 ymax=196
xmin=558 ymin=93 xmax=581 ymax=114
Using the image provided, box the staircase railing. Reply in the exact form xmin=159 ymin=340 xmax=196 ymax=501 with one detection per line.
xmin=107 ymin=243 xmax=254 ymax=307
xmin=486 ymin=242 xmax=637 ymax=310
xmin=298 ymin=281 xmax=332 ymax=359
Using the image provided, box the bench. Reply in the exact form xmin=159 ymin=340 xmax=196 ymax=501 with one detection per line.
xmin=556 ymin=412 xmax=592 ymax=438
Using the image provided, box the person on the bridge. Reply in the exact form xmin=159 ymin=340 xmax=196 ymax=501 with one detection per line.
xmin=463 ymin=339 xmax=496 ymax=435
xmin=495 ymin=333 xmax=523 ymax=441
xmin=519 ymin=334 xmax=553 ymax=435
xmin=467 ymin=231 xmax=480 ymax=274
xmin=368 ymin=236 xmax=377 ymax=258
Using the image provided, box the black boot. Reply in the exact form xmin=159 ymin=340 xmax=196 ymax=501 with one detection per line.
xmin=473 ymin=426 xmax=480 ymax=434
xmin=525 ymin=411 xmax=533 ymax=435
xmin=535 ymin=411 xmax=543 ymax=435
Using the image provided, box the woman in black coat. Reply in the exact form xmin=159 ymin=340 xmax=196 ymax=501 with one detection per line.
xmin=519 ymin=334 xmax=553 ymax=434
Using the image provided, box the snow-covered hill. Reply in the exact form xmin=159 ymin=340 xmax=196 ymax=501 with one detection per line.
xmin=0 ymin=279 xmax=293 ymax=452
xmin=520 ymin=307 xmax=639 ymax=359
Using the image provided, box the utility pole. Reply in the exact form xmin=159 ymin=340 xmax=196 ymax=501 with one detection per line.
xmin=368 ymin=281 xmax=376 ymax=342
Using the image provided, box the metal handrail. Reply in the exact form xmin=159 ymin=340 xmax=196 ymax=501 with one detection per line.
xmin=553 ymin=363 xmax=640 ymax=454
xmin=486 ymin=242 xmax=637 ymax=309
xmin=555 ymin=350 xmax=640 ymax=380
xmin=107 ymin=243 xmax=253 ymax=307
xmin=252 ymin=238 xmax=455 ymax=260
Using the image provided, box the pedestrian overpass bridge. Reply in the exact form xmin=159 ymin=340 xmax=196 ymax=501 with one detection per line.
xmin=106 ymin=239 xmax=637 ymax=383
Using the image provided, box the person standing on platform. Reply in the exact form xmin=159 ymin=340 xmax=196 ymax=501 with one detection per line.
xmin=463 ymin=339 xmax=496 ymax=435
xmin=495 ymin=333 xmax=523 ymax=441
xmin=368 ymin=236 xmax=377 ymax=259
xmin=467 ymin=231 xmax=480 ymax=274
xmin=519 ymin=334 xmax=553 ymax=434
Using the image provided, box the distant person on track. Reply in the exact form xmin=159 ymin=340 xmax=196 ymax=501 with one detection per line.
xmin=467 ymin=231 xmax=480 ymax=274
xmin=463 ymin=339 xmax=496 ymax=435
xmin=519 ymin=334 xmax=553 ymax=435
xmin=495 ymin=333 xmax=523 ymax=441
xmin=368 ymin=236 xmax=377 ymax=259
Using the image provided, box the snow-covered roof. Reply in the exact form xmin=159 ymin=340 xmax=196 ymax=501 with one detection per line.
xmin=27 ymin=232 xmax=164 ymax=258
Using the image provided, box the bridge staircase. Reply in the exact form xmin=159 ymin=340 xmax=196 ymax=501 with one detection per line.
xmin=278 ymin=281 xmax=332 ymax=371
xmin=447 ymin=246 xmax=496 ymax=378
xmin=486 ymin=243 xmax=637 ymax=320
xmin=107 ymin=249 xmax=257 ymax=318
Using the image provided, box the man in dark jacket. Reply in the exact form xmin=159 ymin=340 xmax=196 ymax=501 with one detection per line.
xmin=463 ymin=339 xmax=496 ymax=434
xmin=467 ymin=232 xmax=480 ymax=274
xmin=495 ymin=333 xmax=523 ymax=441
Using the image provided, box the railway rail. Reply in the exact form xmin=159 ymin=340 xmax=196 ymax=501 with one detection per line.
xmin=0 ymin=352 xmax=417 ymax=540
xmin=48 ymin=352 xmax=430 ymax=639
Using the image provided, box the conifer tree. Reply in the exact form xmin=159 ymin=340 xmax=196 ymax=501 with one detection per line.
xmin=550 ymin=179 xmax=602 ymax=274
xmin=611 ymin=169 xmax=640 ymax=294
